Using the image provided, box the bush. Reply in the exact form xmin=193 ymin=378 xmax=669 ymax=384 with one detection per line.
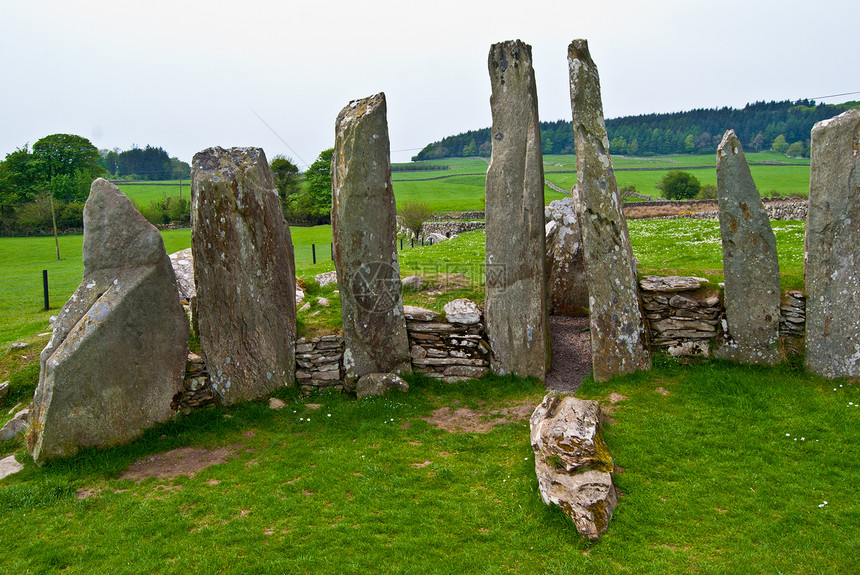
xmin=657 ymin=171 xmax=702 ymax=200
xmin=397 ymin=201 xmax=433 ymax=240
xmin=696 ymin=184 xmax=717 ymax=200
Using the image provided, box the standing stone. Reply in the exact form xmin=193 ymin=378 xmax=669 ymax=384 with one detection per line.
xmin=714 ymin=130 xmax=781 ymax=364
xmin=545 ymin=193 xmax=589 ymax=316
xmin=568 ymin=39 xmax=650 ymax=381
xmin=804 ymin=109 xmax=860 ymax=378
xmin=191 ymin=147 xmax=296 ymax=405
xmin=331 ymin=93 xmax=411 ymax=378
xmin=485 ymin=40 xmax=551 ymax=380
xmin=28 ymin=179 xmax=188 ymax=465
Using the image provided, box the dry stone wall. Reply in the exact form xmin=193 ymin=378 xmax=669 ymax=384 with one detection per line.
xmin=405 ymin=303 xmax=490 ymax=383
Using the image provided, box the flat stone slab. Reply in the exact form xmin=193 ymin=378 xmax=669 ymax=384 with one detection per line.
xmin=0 ymin=455 xmax=23 ymax=481
xmin=639 ymin=276 xmax=706 ymax=292
xmin=403 ymin=305 xmax=439 ymax=322
xmin=443 ymin=298 xmax=481 ymax=324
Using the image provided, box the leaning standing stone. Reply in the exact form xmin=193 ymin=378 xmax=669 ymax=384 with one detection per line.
xmin=804 ymin=109 xmax=860 ymax=378
xmin=485 ymin=40 xmax=551 ymax=380
xmin=191 ymin=147 xmax=296 ymax=405
xmin=568 ymin=39 xmax=650 ymax=381
xmin=332 ymin=93 xmax=411 ymax=378
xmin=28 ymin=179 xmax=189 ymax=464
xmin=714 ymin=130 xmax=781 ymax=364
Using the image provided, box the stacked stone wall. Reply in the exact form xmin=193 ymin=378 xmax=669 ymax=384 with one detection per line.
xmin=640 ymin=276 xmax=807 ymax=357
xmin=295 ymin=335 xmax=346 ymax=394
xmin=650 ymin=200 xmax=808 ymax=222
xmin=419 ymin=220 xmax=485 ymax=238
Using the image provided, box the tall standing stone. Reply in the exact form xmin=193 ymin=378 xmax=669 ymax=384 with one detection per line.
xmin=568 ymin=39 xmax=650 ymax=381
xmin=714 ymin=130 xmax=781 ymax=364
xmin=191 ymin=147 xmax=296 ymax=405
xmin=804 ymin=109 xmax=860 ymax=378
xmin=332 ymin=93 xmax=411 ymax=378
xmin=485 ymin=40 xmax=551 ymax=380
xmin=28 ymin=179 xmax=188 ymax=465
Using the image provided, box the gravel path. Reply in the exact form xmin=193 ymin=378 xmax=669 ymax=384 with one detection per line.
xmin=545 ymin=316 xmax=592 ymax=393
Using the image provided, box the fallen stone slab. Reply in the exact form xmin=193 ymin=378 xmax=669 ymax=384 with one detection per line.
xmin=0 ymin=455 xmax=23 ymax=481
xmin=530 ymin=393 xmax=616 ymax=540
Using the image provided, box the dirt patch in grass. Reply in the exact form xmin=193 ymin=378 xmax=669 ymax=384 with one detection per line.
xmin=119 ymin=446 xmax=238 ymax=482
xmin=422 ymin=400 xmax=537 ymax=433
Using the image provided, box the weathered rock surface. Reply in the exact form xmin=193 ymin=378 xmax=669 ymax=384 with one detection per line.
xmin=485 ymin=40 xmax=551 ymax=380
xmin=191 ymin=147 xmax=296 ymax=405
xmin=168 ymin=248 xmax=196 ymax=302
xmin=569 ymin=39 xmax=650 ymax=381
xmin=545 ymin=195 xmax=589 ymax=316
xmin=639 ymin=276 xmax=706 ymax=293
xmin=315 ymin=270 xmax=338 ymax=287
xmin=0 ymin=455 xmax=23 ymax=481
xmin=714 ymin=131 xmax=781 ymax=364
xmin=332 ymin=93 xmax=411 ymax=378
xmin=530 ymin=394 xmax=616 ymax=540
xmin=356 ymin=372 xmax=409 ymax=399
xmin=28 ymin=178 xmax=189 ymax=465
xmin=804 ymin=109 xmax=860 ymax=378
xmin=443 ymin=298 xmax=482 ymax=324
xmin=0 ymin=417 xmax=27 ymax=441
xmin=402 ymin=275 xmax=424 ymax=290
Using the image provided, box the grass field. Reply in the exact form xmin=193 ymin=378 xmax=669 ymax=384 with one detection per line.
xmin=110 ymin=153 xmax=810 ymax=214
xmin=2 ymin=212 xmax=859 ymax=573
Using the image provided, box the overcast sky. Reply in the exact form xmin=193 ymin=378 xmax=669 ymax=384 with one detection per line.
xmin=1 ymin=0 xmax=857 ymax=168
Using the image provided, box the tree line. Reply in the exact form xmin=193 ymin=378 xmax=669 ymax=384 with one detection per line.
xmin=0 ymin=134 xmax=191 ymax=235
xmin=413 ymin=99 xmax=859 ymax=161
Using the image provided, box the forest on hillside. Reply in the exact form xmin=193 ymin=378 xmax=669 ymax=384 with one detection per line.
xmin=413 ymin=100 xmax=859 ymax=160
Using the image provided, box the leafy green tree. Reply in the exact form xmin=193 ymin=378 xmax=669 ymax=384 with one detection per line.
xmin=270 ymin=155 xmax=302 ymax=212
xmin=786 ymin=141 xmax=806 ymax=158
xmin=684 ymin=134 xmax=696 ymax=153
xmin=771 ymin=134 xmax=789 ymax=153
xmin=628 ymin=138 xmax=639 ymax=155
xmin=32 ymin=134 xmax=104 ymax=181
xmin=463 ymin=139 xmax=477 ymax=156
xmin=610 ymin=136 xmax=627 ymax=154
xmin=657 ymin=171 xmax=702 ymax=200
xmin=305 ymin=148 xmax=334 ymax=215
xmin=0 ymin=146 xmax=42 ymax=208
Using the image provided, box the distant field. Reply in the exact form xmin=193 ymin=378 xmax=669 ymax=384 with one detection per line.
xmin=114 ymin=181 xmax=191 ymax=206
xmin=111 ymin=153 xmax=809 ymax=214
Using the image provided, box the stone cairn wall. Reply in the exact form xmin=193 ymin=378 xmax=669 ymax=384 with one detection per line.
xmin=419 ymin=220 xmax=485 ymax=238
xmin=405 ymin=302 xmax=491 ymax=383
xmin=653 ymin=201 xmax=808 ymax=222
xmin=176 ymin=299 xmax=493 ymax=399
xmin=639 ymin=275 xmax=807 ymax=357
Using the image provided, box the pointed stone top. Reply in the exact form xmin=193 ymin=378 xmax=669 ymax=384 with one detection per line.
xmin=717 ymin=130 xmax=745 ymax=161
xmin=82 ymin=178 xmax=165 ymax=273
xmin=568 ymin=39 xmax=591 ymax=61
